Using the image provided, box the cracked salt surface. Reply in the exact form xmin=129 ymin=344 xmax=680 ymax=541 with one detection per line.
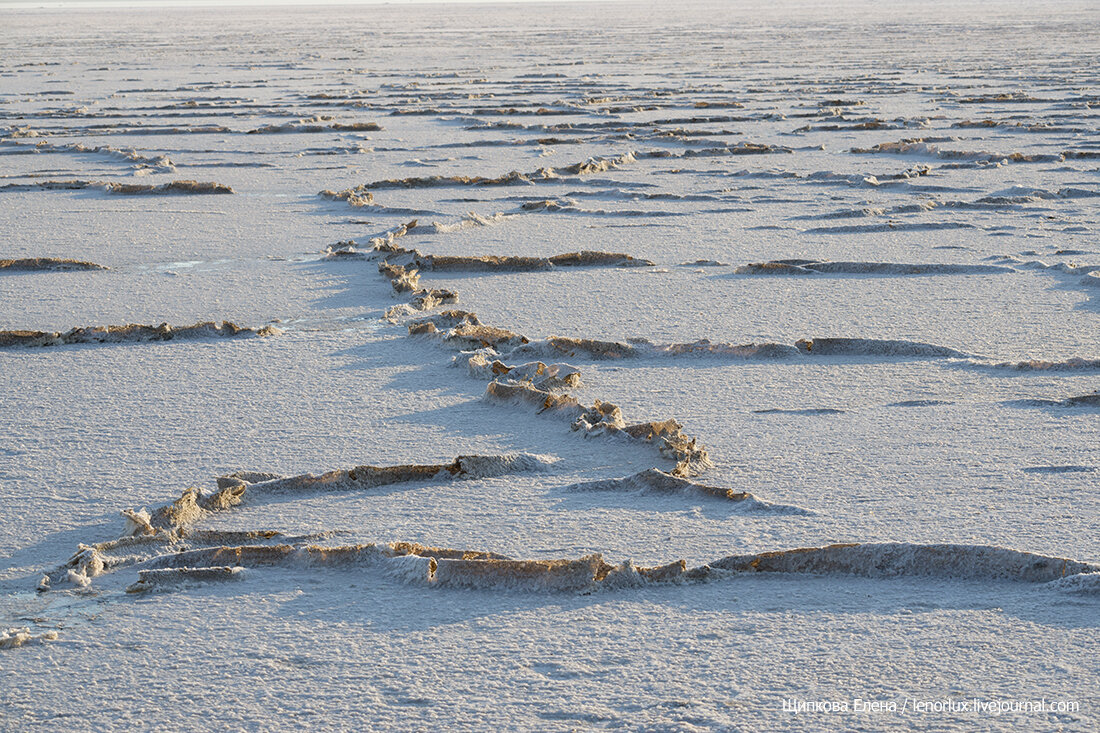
xmin=1 ymin=1 xmax=1098 ymax=730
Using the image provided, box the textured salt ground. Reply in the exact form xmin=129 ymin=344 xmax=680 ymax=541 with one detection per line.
xmin=0 ymin=185 xmax=345 ymax=265
xmin=1 ymin=572 xmax=1096 ymax=732
xmin=7 ymin=88 xmax=1096 ymax=248
xmin=325 ymin=201 xmax=1000 ymax=264
xmin=574 ymin=360 xmax=1100 ymax=563
xmin=0 ymin=259 xmax=373 ymax=333
xmin=312 ymin=177 xmax=1097 ymax=259
xmin=423 ymin=264 xmax=1095 ymax=361
xmin=0 ymin=330 xmax=666 ymax=571
xmin=4 ymin=327 xmax=1095 ymax=581
xmin=3 ymin=0 xmax=1100 ymax=730
xmin=0 ymin=326 xmax=803 ymax=576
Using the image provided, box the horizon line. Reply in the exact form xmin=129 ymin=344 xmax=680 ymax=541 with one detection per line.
xmin=2 ymin=0 xmax=616 ymax=10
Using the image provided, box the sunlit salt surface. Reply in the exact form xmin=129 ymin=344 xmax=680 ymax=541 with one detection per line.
xmin=1 ymin=1 xmax=1098 ymax=730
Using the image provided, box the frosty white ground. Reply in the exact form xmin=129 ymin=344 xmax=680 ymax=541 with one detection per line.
xmin=0 ymin=0 xmax=1098 ymax=730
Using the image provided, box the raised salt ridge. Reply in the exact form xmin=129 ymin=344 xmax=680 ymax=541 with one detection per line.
xmin=0 ymin=321 xmax=278 ymax=349
xmin=0 ymin=257 xmax=107 ymax=271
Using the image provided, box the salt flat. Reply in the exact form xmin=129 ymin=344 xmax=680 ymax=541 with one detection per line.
xmin=1 ymin=1 xmax=1098 ymax=730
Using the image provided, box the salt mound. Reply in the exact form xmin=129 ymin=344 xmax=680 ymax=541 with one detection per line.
xmin=565 ymin=468 xmax=812 ymax=514
xmin=125 ymin=566 xmax=246 ymax=593
xmin=1047 ymin=573 xmax=1100 ymax=594
xmin=248 ymin=116 xmax=382 ymax=134
xmin=319 ymin=185 xmax=374 ymax=207
xmin=710 ymin=542 xmax=1099 ymax=582
xmin=734 ymin=260 xmax=1015 ymax=276
xmin=115 ymin=452 xmax=556 ymax=538
xmin=408 ymin=310 xmax=481 ymax=334
xmin=541 ymin=336 xmax=637 ymax=359
xmin=0 ymin=257 xmax=107 ymax=272
xmin=0 ymin=179 xmax=234 ymax=195
xmin=986 ymin=357 xmax=1100 ymax=372
xmin=363 ymin=152 xmax=639 ymax=189
xmin=851 ymin=140 xmax=1057 ymax=164
xmin=105 ymin=180 xmax=234 ymax=195
xmin=484 ymin=381 xmax=712 ymax=476
xmin=431 ymin=554 xmax=606 ymax=591
xmin=1006 ymin=393 xmax=1100 ymax=409
xmin=462 ymin=353 xmax=582 ymax=391
xmin=444 ymin=324 xmax=529 ymax=350
xmin=0 ymin=138 xmax=175 ymax=171
xmin=0 ymin=627 xmax=59 ymax=650
xmin=0 ymin=321 xmax=279 ymax=349
xmin=136 ymin=544 xmax=686 ymax=594
xmin=795 ymin=337 xmax=971 ymax=359
xmin=42 ymin=535 xmax=1099 ymax=599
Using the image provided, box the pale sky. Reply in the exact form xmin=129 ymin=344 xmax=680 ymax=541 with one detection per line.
xmin=0 ymin=0 xmax=593 ymax=7
xmin=0 ymin=0 xmax=599 ymax=9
